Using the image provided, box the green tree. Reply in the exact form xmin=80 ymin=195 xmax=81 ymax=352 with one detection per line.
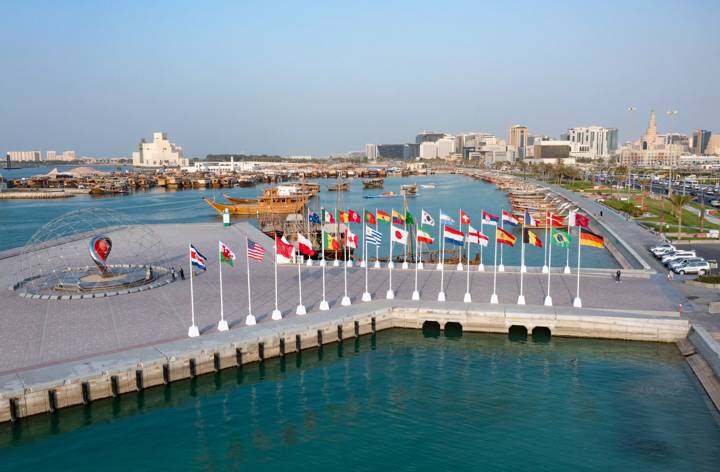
xmin=668 ymin=194 xmax=694 ymax=241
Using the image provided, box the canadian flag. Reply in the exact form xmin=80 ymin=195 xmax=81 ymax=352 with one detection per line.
xmin=391 ymin=226 xmax=408 ymax=245
xmin=296 ymin=233 xmax=315 ymax=256
xmin=345 ymin=229 xmax=358 ymax=249
xmin=460 ymin=209 xmax=471 ymax=225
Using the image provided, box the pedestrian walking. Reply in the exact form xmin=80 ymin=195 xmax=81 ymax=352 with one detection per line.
xmin=171 ymin=267 xmax=176 ymax=280
xmin=600 ymin=210 xmax=603 ymax=217
xmin=179 ymin=267 xmax=185 ymax=280
xmin=615 ymin=269 xmax=621 ymax=283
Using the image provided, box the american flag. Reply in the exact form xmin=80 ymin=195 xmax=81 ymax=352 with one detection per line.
xmin=247 ymin=239 xmax=265 ymax=262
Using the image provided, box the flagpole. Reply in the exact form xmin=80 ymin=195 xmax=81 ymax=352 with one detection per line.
xmin=218 ymin=242 xmax=228 ymax=331
xmin=361 ymin=207 xmax=367 ymax=268
xmin=518 ymin=223 xmax=526 ymax=305
xmin=412 ymin=227 xmax=420 ymax=300
xmin=457 ymin=209 xmax=463 ymax=271
xmin=544 ymin=216 xmax=553 ymax=306
xmin=388 ymin=209 xmax=395 ymax=269
xmin=306 ymin=212 xmax=313 ymax=266
xmin=245 ymin=236 xmax=256 ymax=325
xmin=320 ymin=208 xmax=326 ymax=267
xmin=573 ymin=227 xmax=583 ymax=307
xmin=188 ymin=244 xmax=199 ymax=337
xmin=499 ymin=213 xmax=505 ymax=272
xmin=296 ymin=249 xmax=306 ymax=315
xmin=362 ymin=216 xmax=371 ymax=301
xmin=402 ymin=200 xmax=409 ymax=269
xmin=341 ymin=228 xmax=351 ymax=306
xmin=333 ymin=208 xmax=340 ymax=267
xmin=490 ymin=229 xmax=499 ymax=304
xmin=436 ymin=209 xmax=443 ymax=270
xmin=319 ymin=234 xmax=329 ymax=310
xmin=463 ymin=229 xmax=471 ymax=303
xmin=272 ymin=238 xmax=282 ymax=320
xmin=478 ymin=217 xmax=485 ymax=271
xmin=386 ymin=231 xmax=395 ymax=299
xmin=438 ymin=223 xmax=446 ymax=301
xmin=542 ymin=212 xmax=549 ymax=273
xmin=564 ymin=214 xmax=572 ymax=273
xmin=373 ymin=217 xmax=380 ymax=269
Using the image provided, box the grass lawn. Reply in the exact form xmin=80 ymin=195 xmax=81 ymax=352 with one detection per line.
xmin=603 ymin=198 xmax=720 ymax=231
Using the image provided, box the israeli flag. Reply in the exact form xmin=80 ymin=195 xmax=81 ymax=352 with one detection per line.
xmin=365 ymin=226 xmax=382 ymax=246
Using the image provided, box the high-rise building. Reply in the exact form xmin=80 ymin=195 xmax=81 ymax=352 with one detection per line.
xmin=508 ymin=125 xmax=528 ymax=158
xmin=403 ymin=143 xmax=419 ymax=160
xmin=376 ymin=144 xmax=405 ymax=160
xmin=436 ymin=137 xmax=456 ymax=159
xmin=566 ymin=126 xmax=618 ymax=159
xmin=705 ymin=135 xmax=720 ymax=156
xmin=7 ymin=151 xmax=41 ymax=162
xmin=132 ymin=132 xmax=189 ymax=167
xmin=692 ymin=130 xmax=712 ymax=155
xmin=419 ymin=142 xmax=437 ymax=159
xmin=62 ymin=150 xmax=76 ymax=161
xmin=365 ymin=144 xmax=378 ymax=162
xmin=46 ymin=150 xmax=57 ymax=161
xmin=415 ymin=131 xmax=445 ymax=145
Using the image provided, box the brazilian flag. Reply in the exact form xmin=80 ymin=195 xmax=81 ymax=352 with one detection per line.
xmin=551 ymin=228 xmax=571 ymax=248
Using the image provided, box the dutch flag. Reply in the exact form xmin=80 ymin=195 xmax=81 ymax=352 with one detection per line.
xmin=443 ymin=226 xmax=464 ymax=247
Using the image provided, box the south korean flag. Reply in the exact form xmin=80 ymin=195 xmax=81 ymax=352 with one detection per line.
xmin=421 ymin=209 xmax=435 ymax=227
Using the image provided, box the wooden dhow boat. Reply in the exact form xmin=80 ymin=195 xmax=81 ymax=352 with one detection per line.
xmin=204 ymin=188 xmax=307 ymax=215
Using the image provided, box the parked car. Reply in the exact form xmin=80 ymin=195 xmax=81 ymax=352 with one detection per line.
xmin=710 ymin=200 xmax=720 ymax=208
xmin=673 ymin=259 xmax=710 ymax=275
xmin=662 ymin=250 xmax=697 ymax=265
xmin=668 ymin=257 xmax=705 ymax=271
xmin=650 ymin=244 xmax=675 ymax=255
xmin=653 ymin=246 xmax=679 ymax=258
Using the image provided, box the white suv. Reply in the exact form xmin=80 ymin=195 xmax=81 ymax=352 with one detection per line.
xmin=662 ymin=251 xmax=696 ymax=265
xmin=673 ymin=260 xmax=710 ymax=275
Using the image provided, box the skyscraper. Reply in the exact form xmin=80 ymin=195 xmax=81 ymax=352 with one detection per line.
xmin=692 ymin=130 xmax=712 ymax=155
xmin=365 ymin=144 xmax=378 ymax=162
xmin=508 ymin=125 xmax=528 ymax=158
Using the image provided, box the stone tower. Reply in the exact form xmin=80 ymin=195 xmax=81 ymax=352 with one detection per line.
xmin=644 ymin=110 xmax=657 ymax=149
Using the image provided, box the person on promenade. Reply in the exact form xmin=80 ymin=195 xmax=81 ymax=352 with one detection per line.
xmin=171 ymin=267 xmax=176 ymax=280
xmin=600 ymin=210 xmax=603 ymax=217
xmin=179 ymin=267 xmax=185 ymax=280
xmin=615 ymin=269 xmax=621 ymax=283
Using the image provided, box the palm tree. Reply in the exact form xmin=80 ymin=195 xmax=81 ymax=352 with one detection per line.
xmin=668 ymin=194 xmax=694 ymax=241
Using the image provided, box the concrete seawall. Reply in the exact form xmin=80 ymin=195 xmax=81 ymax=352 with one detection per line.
xmin=0 ymin=301 xmax=689 ymax=423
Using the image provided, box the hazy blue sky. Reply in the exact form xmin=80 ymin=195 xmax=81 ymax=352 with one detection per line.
xmin=1 ymin=0 xmax=718 ymax=157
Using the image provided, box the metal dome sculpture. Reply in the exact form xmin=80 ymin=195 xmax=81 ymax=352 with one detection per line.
xmin=14 ymin=208 xmax=174 ymax=299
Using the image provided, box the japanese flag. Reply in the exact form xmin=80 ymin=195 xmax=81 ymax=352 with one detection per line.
xmin=391 ymin=226 xmax=408 ymax=245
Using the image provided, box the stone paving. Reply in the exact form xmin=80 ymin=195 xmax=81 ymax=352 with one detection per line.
xmin=0 ymin=221 xmax=683 ymax=374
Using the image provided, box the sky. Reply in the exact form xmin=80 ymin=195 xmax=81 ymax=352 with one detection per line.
xmin=1 ymin=0 xmax=718 ymax=158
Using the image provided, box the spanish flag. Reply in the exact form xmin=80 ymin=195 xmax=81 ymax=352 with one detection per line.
xmin=376 ymin=209 xmax=391 ymax=223
xmin=580 ymin=229 xmax=604 ymax=249
xmin=496 ymin=227 xmax=516 ymax=246
xmin=522 ymin=228 xmax=542 ymax=248
xmin=392 ymin=209 xmax=405 ymax=225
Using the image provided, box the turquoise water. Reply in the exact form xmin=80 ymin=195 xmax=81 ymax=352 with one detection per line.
xmin=0 ymin=170 xmax=616 ymax=268
xmin=1 ymin=330 xmax=718 ymax=471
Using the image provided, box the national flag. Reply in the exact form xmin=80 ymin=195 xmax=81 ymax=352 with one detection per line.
xmin=544 ymin=212 xmax=564 ymax=226
xmin=190 ymin=244 xmax=207 ymax=270
xmin=570 ymin=211 xmax=590 ymax=228
xmin=218 ymin=241 xmax=236 ymax=266
xmin=417 ymin=228 xmax=434 ymax=244
xmin=524 ymin=210 xmax=537 ymax=227
xmin=391 ymin=226 xmax=409 ymax=245
xmin=522 ymin=229 xmax=542 ymax=248
xmin=460 ymin=209 xmax=471 ymax=225
xmin=297 ymin=233 xmax=315 ymax=256
xmin=348 ymin=209 xmax=361 ymax=224
xmin=467 ymin=226 xmax=488 ymax=246
xmin=496 ymin=227 xmax=516 ymax=246
xmin=551 ymin=228 xmax=571 ymax=248
xmin=392 ymin=209 xmax=405 ymax=225
xmin=323 ymin=209 xmax=335 ymax=224
xmin=324 ymin=232 xmax=340 ymax=251
xmin=376 ymin=209 xmax=391 ymax=223
xmin=405 ymin=211 xmax=415 ymax=226
xmin=421 ymin=209 xmax=435 ymax=226
xmin=365 ymin=226 xmax=382 ymax=246
xmin=580 ymin=229 xmax=605 ymax=249
xmin=440 ymin=211 xmax=455 ymax=224
xmin=308 ymin=210 xmax=321 ymax=225
xmin=482 ymin=210 xmax=499 ymax=225
xmin=247 ymin=239 xmax=266 ymax=262
xmin=365 ymin=210 xmax=377 ymax=225
xmin=275 ymin=236 xmax=295 ymax=259
xmin=338 ymin=210 xmax=349 ymax=223
xmin=443 ymin=226 xmax=464 ymax=246
xmin=502 ymin=210 xmax=519 ymax=226
xmin=345 ymin=229 xmax=358 ymax=249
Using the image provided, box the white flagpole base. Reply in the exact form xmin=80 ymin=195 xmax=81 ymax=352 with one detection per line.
xmin=373 ymin=260 xmax=381 ymax=269
xmin=402 ymin=261 xmax=409 ymax=269
xmin=341 ymin=296 xmax=351 ymax=306
xmin=478 ymin=263 xmax=485 ymax=272
xmin=188 ymin=324 xmax=200 ymax=338
xmin=319 ymin=300 xmax=330 ymax=311
xmin=463 ymin=292 xmax=472 ymax=303
xmin=517 ymin=294 xmax=526 ymax=305
xmin=306 ymin=259 xmax=313 ymax=266
xmin=386 ymin=289 xmax=395 ymax=299
xmin=361 ymin=291 xmax=372 ymax=302
xmin=271 ymin=309 xmax=283 ymax=320
xmin=542 ymin=265 xmax=549 ymax=273
xmin=490 ymin=293 xmax=499 ymax=304
xmin=437 ymin=291 xmax=446 ymax=302
xmin=573 ymin=297 xmax=582 ymax=308
xmin=544 ymin=295 xmax=553 ymax=306
xmin=217 ymin=319 xmax=229 ymax=332
xmin=411 ymin=290 xmax=420 ymax=301
xmin=563 ymin=265 xmax=571 ymax=274
xmin=521 ymin=264 xmax=527 ymax=273
xmin=498 ymin=264 xmax=505 ymax=272
xmin=456 ymin=263 xmax=463 ymax=271
xmin=320 ymin=259 xmax=326 ymax=267
xmin=245 ymin=314 xmax=257 ymax=326
xmin=417 ymin=262 xmax=424 ymax=270
xmin=436 ymin=263 xmax=443 ymax=270
xmin=346 ymin=260 xmax=353 ymax=268
xmin=360 ymin=260 xmax=366 ymax=268
xmin=388 ymin=261 xmax=395 ymax=269
xmin=296 ymin=304 xmax=307 ymax=315
xmin=333 ymin=259 xmax=340 ymax=267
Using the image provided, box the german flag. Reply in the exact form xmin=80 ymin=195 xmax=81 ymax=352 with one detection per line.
xmin=496 ymin=227 xmax=516 ymax=247
xmin=376 ymin=209 xmax=391 ymax=223
xmin=522 ymin=228 xmax=542 ymax=248
xmin=580 ymin=229 xmax=604 ymax=249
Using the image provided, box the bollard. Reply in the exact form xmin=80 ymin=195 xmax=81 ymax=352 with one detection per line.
xmin=135 ymin=369 xmax=144 ymax=391
xmin=110 ymin=375 xmax=119 ymax=397
xmin=8 ymin=398 xmax=18 ymax=422
xmin=279 ymin=338 xmax=286 ymax=356
xmin=258 ymin=342 xmax=265 ymax=361
xmin=48 ymin=390 xmax=58 ymax=413
xmin=235 ymin=348 xmax=243 ymax=366
xmin=81 ymin=382 xmax=90 ymax=404
xmin=354 ymin=321 xmax=359 ymax=337
xmin=189 ymin=358 xmax=197 ymax=378
xmin=162 ymin=364 xmax=170 ymax=384
xmin=213 ymin=352 xmax=221 ymax=371
xmin=338 ymin=325 xmax=343 ymax=342
xmin=371 ymin=317 xmax=376 ymax=334
xmin=317 ymin=329 xmax=323 ymax=346
xmin=295 ymin=334 xmax=301 ymax=352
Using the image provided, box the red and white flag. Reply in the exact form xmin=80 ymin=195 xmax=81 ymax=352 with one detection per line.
xmin=460 ymin=209 xmax=471 ymax=225
xmin=296 ymin=233 xmax=315 ymax=256
xmin=501 ymin=210 xmax=519 ymax=226
xmin=467 ymin=226 xmax=489 ymax=246
xmin=569 ymin=210 xmax=590 ymax=228
xmin=345 ymin=229 xmax=358 ymax=249
xmin=443 ymin=225 xmax=464 ymax=246
xmin=348 ymin=209 xmax=361 ymax=224
xmin=391 ymin=226 xmax=408 ymax=245
xmin=417 ymin=228 xmax=434 ymax=244
xmin=275 ymin=236 xmax=294 ymax=259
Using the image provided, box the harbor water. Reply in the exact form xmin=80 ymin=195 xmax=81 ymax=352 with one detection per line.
xmin=1 ymin=329 xmax=718 ymax=471
xmin=0 ymin=169 xmax=616 ymax=268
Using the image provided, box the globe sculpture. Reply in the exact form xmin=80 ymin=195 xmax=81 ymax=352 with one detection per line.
xmin=14 ymin=208 xmax=173 ymax=299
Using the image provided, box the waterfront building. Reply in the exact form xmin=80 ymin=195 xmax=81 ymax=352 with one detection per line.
xmin=403 ymin=143 xmax=419 ymax=160
xmin=365 ymin=144 xmax=378 ymax=162
xmin=508 ymin=125 xmax=528 ymax=158
xmin=419 ymin=141 xmax=437 ymax=159
xmin=46 ymin=150 xmax=57 ymax=161
xmin=566 ymin=126 xmax=618 ymax=160
xmin=376 ymin=144 xmax=405 ymax=160
xmin=692 ymin=129 xmax=712 ymax=155
xmin=533 ymin=140 xmax=571 ymax=160
xmin=132 ymin=132 xmax=189 ymax=167
xmin=7 ymin=151 xmax=41 ymax=162
xmin=415 ymin=131 xmax=445 ymax=145
xmin=61 ymin=150 xmax=76 ymax=162
xmin=184 ymin=157 xmax=256 ymax=173
xmin=436 ymin=137 xmax=456 ymax=159
xmin=468 ymin=143 xmax=516 ymax=165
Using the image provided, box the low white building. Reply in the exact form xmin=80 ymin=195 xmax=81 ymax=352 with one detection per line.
xmin=183 ymin=158 xmax=256 ymax=173
xmin=132 ymin=132 xmax=189 ymax=167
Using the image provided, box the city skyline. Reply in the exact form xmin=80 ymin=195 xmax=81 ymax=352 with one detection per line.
xmin=1 ymin=0 xmax=718 ymax=157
